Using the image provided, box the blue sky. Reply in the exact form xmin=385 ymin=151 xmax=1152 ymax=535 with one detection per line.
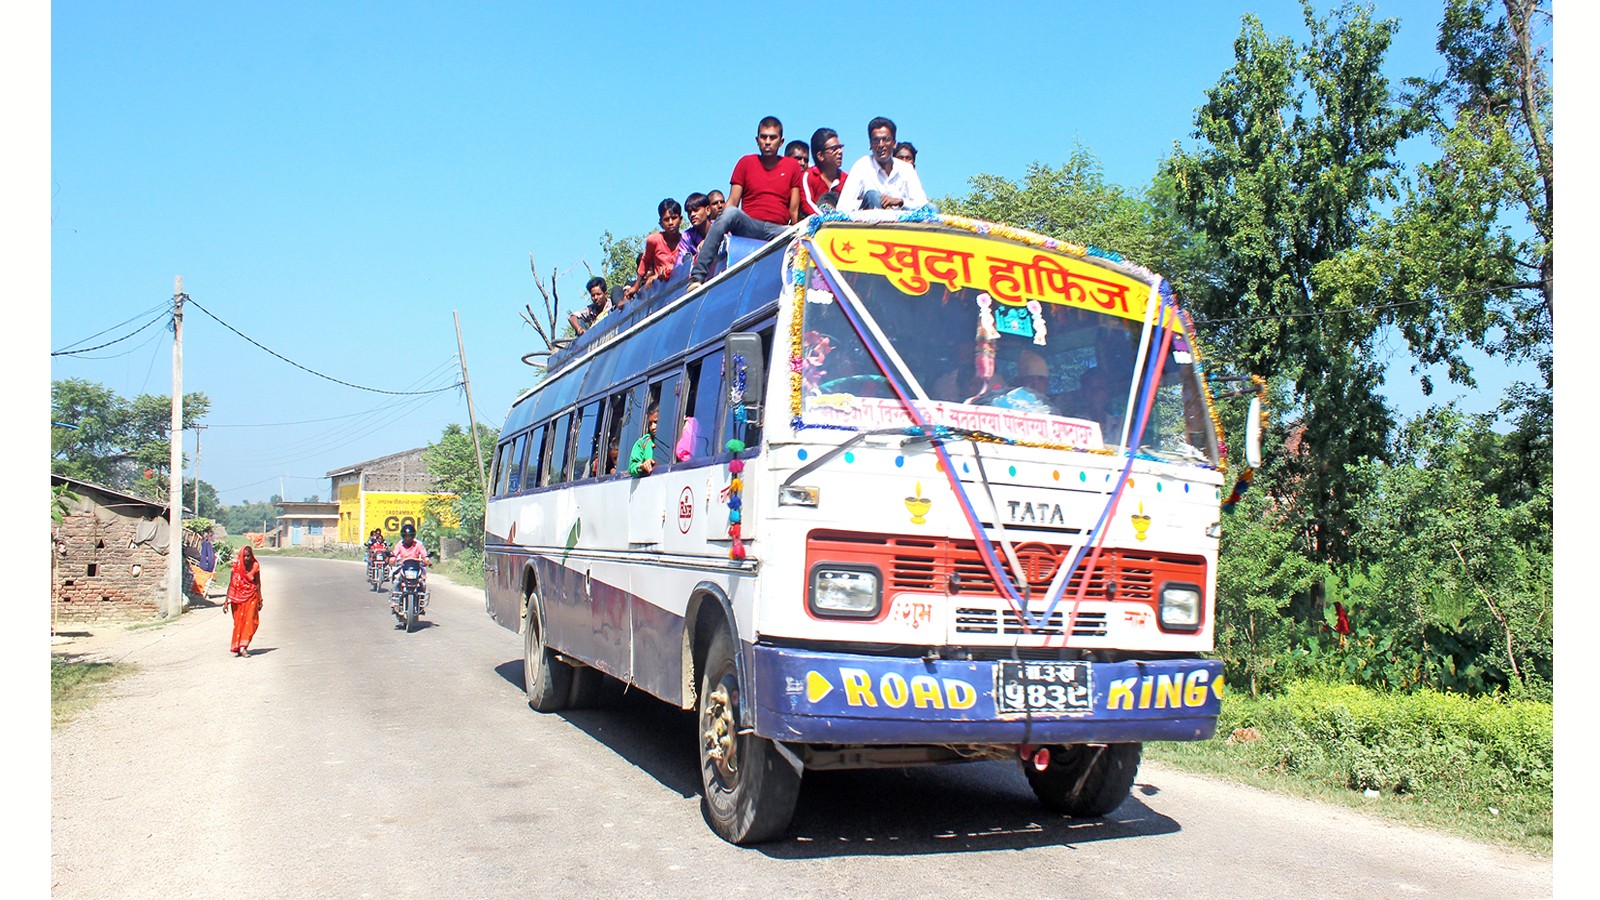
xmin=45 ymin=0 xmax=1543 ymax=506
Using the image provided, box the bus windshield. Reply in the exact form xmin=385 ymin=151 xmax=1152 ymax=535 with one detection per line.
xmin=798 ymin=225 xmax=1220 ymax=466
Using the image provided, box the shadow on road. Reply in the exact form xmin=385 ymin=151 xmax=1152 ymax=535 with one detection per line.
xmin=488 ymin=658 xmax=1182 ymax=855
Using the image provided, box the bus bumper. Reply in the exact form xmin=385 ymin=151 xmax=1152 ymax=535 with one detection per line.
xmin=751 ymin=645 xmax=1223 ymax=745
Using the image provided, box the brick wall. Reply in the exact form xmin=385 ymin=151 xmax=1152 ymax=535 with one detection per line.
xmin=52 ymin=505 xmax=169 ymax=624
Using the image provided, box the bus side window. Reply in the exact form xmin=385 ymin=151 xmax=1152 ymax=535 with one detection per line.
xmin=614 ymin=383 xmax=648 ymax=472
xmin=602 ymin=391 xmax=629 ymax=475
xmin=492 ymin=439 xmax=511 ymax=496
xmin=546 ymin=412 xmax=575 ymax=486
xmin=650 ymin=372 xmax=683 ymax=468
xmin=530 ymin=423 xmax=553 ymax=488
xmin=571 ymin=402 xmax=602 ymax=480
xmin=724 ymin=326 xmax=774 ymax=449
xmin=505 ymin=432 xmax=528 ymax=493
xmin=682 ymin=353 xmax=723 ymax=462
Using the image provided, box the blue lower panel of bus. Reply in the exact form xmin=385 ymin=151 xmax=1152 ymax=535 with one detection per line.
xmin=751 ymin=646 xmax=1223 ymax=745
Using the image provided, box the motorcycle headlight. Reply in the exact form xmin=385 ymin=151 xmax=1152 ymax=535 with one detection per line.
xmin=1159 ymin=582 xmax=1203 ymax=632
xmin=808 ymin=564 xmax=881 ymax=619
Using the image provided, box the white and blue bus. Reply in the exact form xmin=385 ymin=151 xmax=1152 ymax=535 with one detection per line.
xmin=484 ymin=209 xmax=1253 ymax=844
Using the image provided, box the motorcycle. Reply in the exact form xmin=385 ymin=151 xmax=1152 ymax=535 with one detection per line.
xmin=391 ymin=558 xmax=428 ymax=632
xmin=366 ymin=545 xmax=390 ymax=592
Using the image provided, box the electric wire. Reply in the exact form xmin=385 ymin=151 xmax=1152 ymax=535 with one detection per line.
xmin=51 ymin=300 xmax=171 ymax=354
xmin=51 ymin=310 xmax=170 ymax=357
xmin=186 ymin=295 xmax=461 ymax=396
xmin=60 ymin=327 xmax=166 ymax=361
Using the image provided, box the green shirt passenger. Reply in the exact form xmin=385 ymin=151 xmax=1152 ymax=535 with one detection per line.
xmin=629 ymin=407 xmax=660 ymax=476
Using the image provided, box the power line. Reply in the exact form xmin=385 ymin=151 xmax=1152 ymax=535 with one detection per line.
xmin=51 ymin=310 xmax=170 ymax=356
xmin=58 ymin=327 xmax=166 ymax=361
xmin=51 ymin=300 xmax=171 ymax=354
xmin=185 ymin=296 xmax=462 ymax=396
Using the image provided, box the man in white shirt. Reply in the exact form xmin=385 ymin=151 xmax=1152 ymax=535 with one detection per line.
xmin=837 ymin=116 xmax=929 ymax=212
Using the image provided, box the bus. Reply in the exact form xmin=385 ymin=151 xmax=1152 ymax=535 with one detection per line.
xmin=483 ymin=208 xmax=1257 ymax=844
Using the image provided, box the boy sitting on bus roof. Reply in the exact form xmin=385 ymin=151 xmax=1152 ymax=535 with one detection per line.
xmin=624 ymin=198 xmax=688 ymax=303
xmin=681 ymin=192 xmax=711 ymax=266
xmin=802 ymin=127 xmax=848 ymax=217
xmin=686 ymin=116 xmax=804 ymax=289
xmin=569 ymin=276 xmax=610 ymax=336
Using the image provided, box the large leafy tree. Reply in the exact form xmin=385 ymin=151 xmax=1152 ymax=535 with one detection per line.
xmin=1164 ymin=1 xmax=1419 ymax=572
xmin=1316 ymin=0 xmax=1551 ymax=390
xmin=940 ymin=148 xmax=1210 ymax=300
xmin=51 ymin=378 xmax=211 ymax=498
xmin=421 ymin=422 xmax=499 ymax=552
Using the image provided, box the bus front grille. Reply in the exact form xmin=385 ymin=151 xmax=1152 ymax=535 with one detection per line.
xmin=953 ymin=606 xmax=1108 ymax=637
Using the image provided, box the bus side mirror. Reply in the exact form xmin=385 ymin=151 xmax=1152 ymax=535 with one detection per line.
xmin=725 ymin=333 xmax=765 ymax=416
xmin=1245 ymin=395 xmax=1263 ymax=469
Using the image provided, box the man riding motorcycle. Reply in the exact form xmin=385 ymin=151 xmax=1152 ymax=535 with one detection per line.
xmin=388 ymin=523 xmax=430 ymax=619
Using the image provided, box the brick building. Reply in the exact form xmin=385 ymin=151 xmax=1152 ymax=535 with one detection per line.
xmin=327 ymin=448 xmax=453 ymax=545
xmin=52 ymin=475 xmax=174 ymax=624
xmin=274 ymin=500 xmax=340 ymax=548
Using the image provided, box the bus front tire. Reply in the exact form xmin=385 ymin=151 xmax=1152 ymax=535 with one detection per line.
xmin=523 ymin=591 xmax=571 ymax=712
xmin=1024 ymin=742 xmax=1141 ymax=817
xmin=697 ymin=629 xmax=801 ymax=845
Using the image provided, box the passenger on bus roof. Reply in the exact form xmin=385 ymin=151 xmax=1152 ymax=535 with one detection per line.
xmin=686 ymin=115 xmax=804 ymax=290
xmin=837 ymin=116 xmax=930 ymax=212
xmin=785 ymin=139 xmax=810 ymax=170
xmin=707 ymin=190 xmax=726 ymax=221
xmin=624 ymin=198 xmax=688 ymax=303
xmin=802 ymin=127 xmax=848 ymax=217
xmin=681 ymin=192 xmax=711 ymax=263
xmin=894 ymin=141 xmax=918 ymax=167
xmin=629 ymin=405 xmax=660 ymax=476
xmin=569 ymin=276 xmax=610 ymax=336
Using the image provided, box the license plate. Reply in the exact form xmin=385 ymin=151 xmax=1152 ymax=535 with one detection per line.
xmin=995 ymin=660 xmax=1093 ymax=716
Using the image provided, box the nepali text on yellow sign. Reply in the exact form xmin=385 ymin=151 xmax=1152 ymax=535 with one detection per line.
xmin=364 ymin=491 xmax=460 ymax=534
xmin=817 ymin=225 xmax=1152 ymax=323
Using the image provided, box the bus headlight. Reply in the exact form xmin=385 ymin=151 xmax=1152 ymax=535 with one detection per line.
xmin=808 ymin=565 xmax=882 ymax=618
xmin=1159 ymin=582 xmax=1203 ymax=632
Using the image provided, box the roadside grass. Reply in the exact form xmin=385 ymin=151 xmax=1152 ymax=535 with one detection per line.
xmin=50 ymin=658 xmax=136 ymax=728
xmin=1144 ymin=680 xmax=1552 ymax=856
xmin=433 ymin=551 xmax=485 ymax=589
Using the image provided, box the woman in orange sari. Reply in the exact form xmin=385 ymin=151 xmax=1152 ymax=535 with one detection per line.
xmin=225 ymin=545 xmax=263 ymax=657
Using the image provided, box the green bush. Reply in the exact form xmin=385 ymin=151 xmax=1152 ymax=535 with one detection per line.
xmin=1178 ymin=680 xmax=1552 ymax=852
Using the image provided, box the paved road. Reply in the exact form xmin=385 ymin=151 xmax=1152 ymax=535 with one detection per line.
xmin=52 ymin=557 xmax=1552 ymax=898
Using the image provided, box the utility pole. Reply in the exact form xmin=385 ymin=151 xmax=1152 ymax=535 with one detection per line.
xmin=191 ymin=424 xmax=207 ymax=518
xmin=167 ymin=278 xmax=186 ymax=619
xmin=454 ymin=310 xmax=489 ymax=498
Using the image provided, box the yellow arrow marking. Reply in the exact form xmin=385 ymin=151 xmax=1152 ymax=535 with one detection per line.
xmin=806 ymin=670 xmax=834 ymax=703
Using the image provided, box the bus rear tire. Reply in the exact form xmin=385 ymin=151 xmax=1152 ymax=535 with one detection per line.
xmin=523 ymin=589 xmax=571 ymax=712
xmin=1024 ymin=742 xmax=1141 ymax=817
xmin=697 ymin=628 xmax=800 ymax=844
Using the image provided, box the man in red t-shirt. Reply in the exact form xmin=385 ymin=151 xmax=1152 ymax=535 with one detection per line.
xmin=801 ymin=126 xmax=849 ymax=217
xmin=687 ymin=116 xmax=803 ymax=288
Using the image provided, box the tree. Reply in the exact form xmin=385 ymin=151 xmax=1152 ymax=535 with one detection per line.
xmin=940 ymin=147 xmax=1209 ymax=300
xmin=218 ymin=498 xmax=280 ymax=536
xmin=422 ymin=422 xmax=499 ymax=552
xmin=598 ymin=230 xmax=644 ymax=300
xmin=1164 ymin=2 xmax=1419 ymax=574
xmin=51 ymin=378 xmax=211 ymax=498
xmin=1315 ymin=0 xmax=1551 ymax=393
